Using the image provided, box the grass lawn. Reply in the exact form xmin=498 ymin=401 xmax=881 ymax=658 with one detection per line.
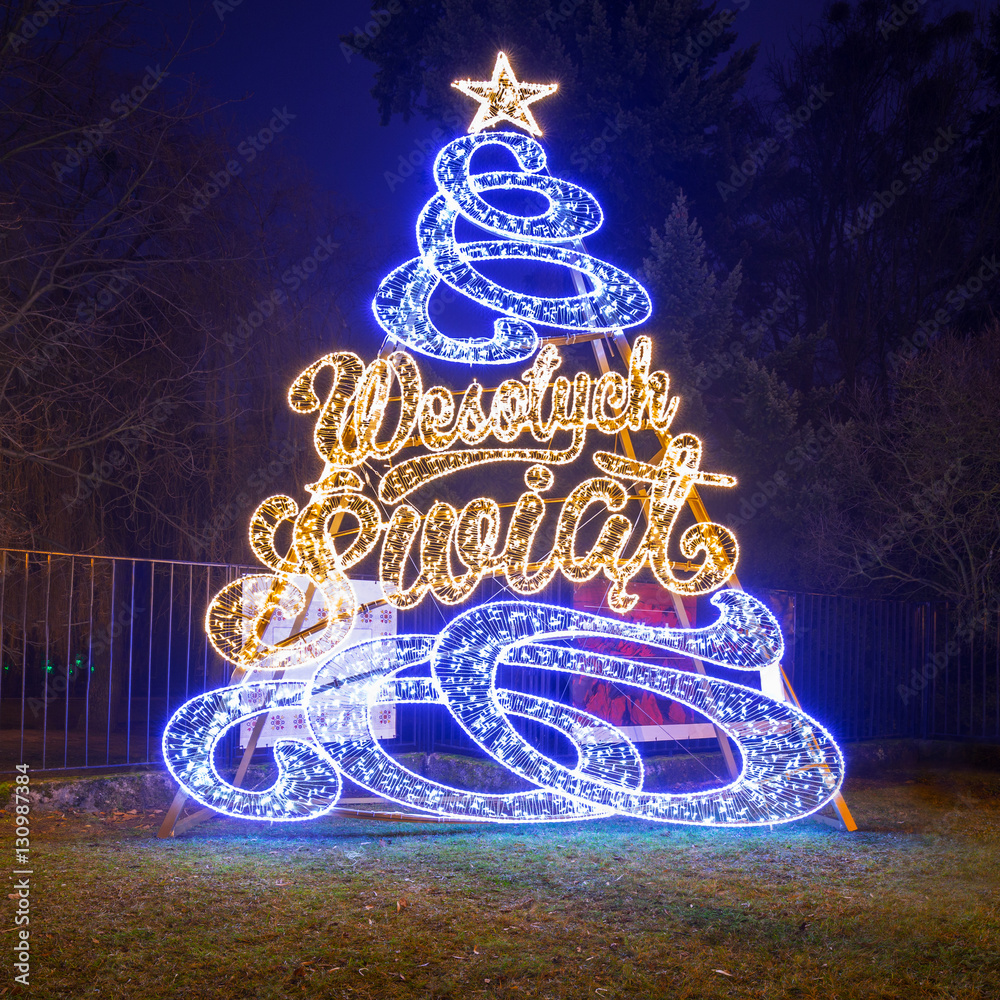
xmin=8 ymin=766 xmax=1000 ymax=999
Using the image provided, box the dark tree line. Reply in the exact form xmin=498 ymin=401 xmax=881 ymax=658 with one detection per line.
xmin=0 ymin=0 xmax=361 ymax=562
xmin=352 ymin=0 xmax=1000 ymax=617
xmin=1 ymin=0 xmax=997 ymax=624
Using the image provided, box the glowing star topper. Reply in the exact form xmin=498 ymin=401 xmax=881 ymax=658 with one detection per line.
xmin=452 ymin=51 xmax=557 ymax=136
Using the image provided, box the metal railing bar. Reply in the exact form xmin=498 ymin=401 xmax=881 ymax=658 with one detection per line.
xmin=19 ymin=552 xmax=27 ymax=763
xmin=970 ymin=625 xmax=975 ymax=739
xmin=126 ymin=561 xmax=135 ymax=765
xmin=202 ymin=570 xmax=210 ymax=695
xmin=166 ymin=564 xmax=174 ymax=743
xmin=146 ymin=563 xmax=155 ymax=765
xmin=85 ymin=558 xmax=95 ymax=768
xmin=0 ymin=547 xmax=256 ymax=571
xmin=0 ymin=552 xmax=6 ymax=729
xmin=0 ymin=552 xmax=6 ymax=723
xmin=106 ymin=560 xmax=116 ymax=767
xmin=63 ymin=557 xmax=75 ymax=768
xmin=0 ymin=761 xmax=167 ymax=776
xmin=185 ymin=565 xmax=193 ymax=704
xmin=42 ymin=554 xmax=52 ymax=769
xmin=994 ymin=615 xmax=999 ymax=737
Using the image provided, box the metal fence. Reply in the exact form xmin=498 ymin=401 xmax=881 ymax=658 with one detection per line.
xmin=0 ymin=549 xmax=249 ymax=772
xmin=778 ymin=591 xmax=999 ymax=742
xmin=1 ymin=550 xmax=997 ymax=774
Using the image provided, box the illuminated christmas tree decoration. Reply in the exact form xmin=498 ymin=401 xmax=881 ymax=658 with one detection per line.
xmin=452 ymin=51 xmax=557 ymax=137
xmin=372 ymin=131 xmax=651 ymax=364
xmin=162 ymin=67 xmax=850 ymax=833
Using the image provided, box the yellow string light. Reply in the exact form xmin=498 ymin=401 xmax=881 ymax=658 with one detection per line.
xmin=206 ymin=339 xmax=739 ymax=670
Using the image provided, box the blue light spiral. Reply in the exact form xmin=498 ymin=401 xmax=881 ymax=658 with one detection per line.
xmin=371 ymin=131 xmax=652 ymax=364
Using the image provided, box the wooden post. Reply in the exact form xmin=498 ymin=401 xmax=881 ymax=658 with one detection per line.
xmin=585 ymin=331 xmax=740 ymax=779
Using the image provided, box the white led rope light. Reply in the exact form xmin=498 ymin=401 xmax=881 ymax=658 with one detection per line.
xmin=161 ymin=680 xmax=342 ymax=821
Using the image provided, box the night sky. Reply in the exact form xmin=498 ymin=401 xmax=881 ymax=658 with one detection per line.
xmin=151 ymin=0 xmax=833 ymax=262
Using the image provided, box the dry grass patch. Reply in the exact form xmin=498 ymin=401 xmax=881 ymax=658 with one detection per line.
xmin=7 ymin=767 xmax=999 ymax=999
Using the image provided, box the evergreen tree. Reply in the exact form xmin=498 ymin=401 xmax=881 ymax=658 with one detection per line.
xmin=726 ymin=0 xmax=991 ymax=395
xmin=641 ymin=194 xmax=827 ymax=588
xmin=640 ymin=191 xmax=740 ymax=419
